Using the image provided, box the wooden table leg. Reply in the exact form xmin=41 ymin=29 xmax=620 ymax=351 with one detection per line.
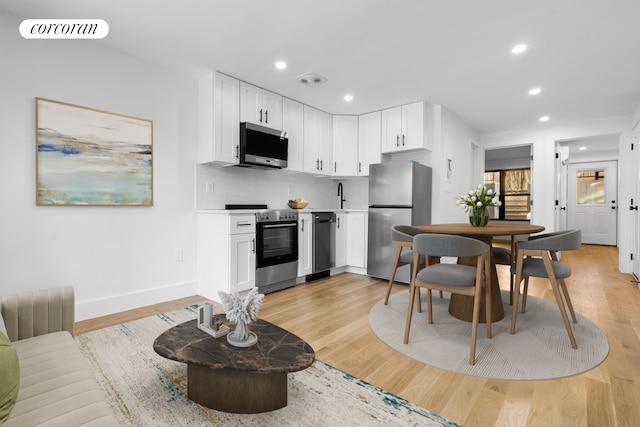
xmin=448 ymin=236 xmax=505 ymax=323
xmin=188 ymin=364 xmax=287 ymax=413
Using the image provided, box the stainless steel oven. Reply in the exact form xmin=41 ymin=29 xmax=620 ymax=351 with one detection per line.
xmin=255 ymin=210 xmax=298 ymax=294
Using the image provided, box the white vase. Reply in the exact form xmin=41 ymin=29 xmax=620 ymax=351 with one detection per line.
xmin=227 ymin=320 xmax=258 ymax=347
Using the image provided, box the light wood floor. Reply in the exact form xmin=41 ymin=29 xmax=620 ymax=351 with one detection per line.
xmin=76 ymin=244 xmax=640 ymax=427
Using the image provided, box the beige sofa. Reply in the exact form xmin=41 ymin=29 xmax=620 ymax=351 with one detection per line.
xmin=0 ymin=286 xmax=118 ymax=426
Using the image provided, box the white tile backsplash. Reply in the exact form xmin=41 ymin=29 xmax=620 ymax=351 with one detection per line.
xmin=196 ymin=164 xmax=369 ymax=210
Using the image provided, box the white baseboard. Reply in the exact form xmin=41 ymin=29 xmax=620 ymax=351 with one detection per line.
xmin=76 ymin=280 xmax=199 ymax=321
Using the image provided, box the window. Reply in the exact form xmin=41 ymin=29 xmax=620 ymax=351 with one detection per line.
xmin=484 ymin=168 xmax=531 ymax=220
xmin=575 ymin=169 xmax=605 ymax=205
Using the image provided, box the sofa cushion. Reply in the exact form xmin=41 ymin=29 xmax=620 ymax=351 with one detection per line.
xmin=5 ymin=331 xmax=118 ymax=426
xmin=0 ymin=331 xmax=19 ymax=424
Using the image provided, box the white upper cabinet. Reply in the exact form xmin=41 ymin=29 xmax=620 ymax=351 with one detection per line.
xmin=198 ymin=71 xmax=240 ymax=165
xmin=332 ymin=115 xmax=359 ymax=176
xmin=357 ymin=111 xmax=381 ymax=176
xmin=381 ymin=101 xmax=432 ymax=153
xmin=282 ymin=98 xmax=304 ymax=172
xmin=303 ymin=105 xmax=333 ymax=176
xmin=240 ymin=82 xmax=283 ymax=130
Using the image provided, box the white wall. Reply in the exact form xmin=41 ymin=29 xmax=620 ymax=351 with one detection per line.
xmin=0 ymin=11 xmax=199 ymax=319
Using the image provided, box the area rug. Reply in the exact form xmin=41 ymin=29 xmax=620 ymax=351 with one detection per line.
xmin=77 ymin=306 xmax=459 ymax=427
xmin=370 ymin=290 xmax=609 ymax=380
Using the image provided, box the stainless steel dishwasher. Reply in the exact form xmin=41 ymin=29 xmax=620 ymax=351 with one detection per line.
xmin=308 ymin=212 xmax=336 ymax=281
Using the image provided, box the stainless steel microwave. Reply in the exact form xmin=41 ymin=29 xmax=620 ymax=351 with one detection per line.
xmin=239 ymin=122 xmax=288 ymax=169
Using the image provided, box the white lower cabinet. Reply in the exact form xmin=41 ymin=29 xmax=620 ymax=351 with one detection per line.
xmin=229 ymin=232 xmax=256 ymax=292
xmin=197 ymin=213 xmax=256 ymax=300
xmin=346 ymin=212 xmax=367 ymax=268
xmin=335 ymin=212 xmax=348 ymax=268
xmin=298 ymin=213 xmax=313 ymax=276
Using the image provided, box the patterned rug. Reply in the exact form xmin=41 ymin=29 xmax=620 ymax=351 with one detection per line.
xmin=370 ymin=290 xmax=609 ymax=380
xmin=77 ymin=306 xmax=459 ymax=427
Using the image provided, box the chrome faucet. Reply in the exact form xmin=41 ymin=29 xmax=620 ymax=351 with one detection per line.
xmin=337 ymin=182 xmax=346 ymax=209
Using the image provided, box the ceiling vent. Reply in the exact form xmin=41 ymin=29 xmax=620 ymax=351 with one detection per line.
xmin=294 ymin=72 xmax=328 ymax=87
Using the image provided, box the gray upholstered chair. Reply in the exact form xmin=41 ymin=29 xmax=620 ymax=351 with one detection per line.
xmin=510 ymin=229 xmax=582 ymax=349
xmin=384 ymin=225 xmax=425 ymax=306
xmin=404 ymin=233 xmax=492 ymax=365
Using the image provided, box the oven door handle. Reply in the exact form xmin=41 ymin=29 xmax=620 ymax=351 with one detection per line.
xmin=260 ymin=223 xmax=297 ymax=229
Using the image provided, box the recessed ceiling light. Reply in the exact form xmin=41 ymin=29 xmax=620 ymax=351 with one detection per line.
xmin=529 ymin=87 xmax=541 ymax=95
xmin=512 ymin=44 xmax=527 ymax=54
xmin=344 ymin=94 xmax=353 ymax=101
xmin=579 ymin=146 xmax=587 ymax=151
xmin=539 ymin=115 xmax=550 ymax=122
xmin=275 ymin=61 xmax=287 ymax=69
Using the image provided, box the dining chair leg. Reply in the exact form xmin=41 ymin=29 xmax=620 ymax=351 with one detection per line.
xmin=484 ymin=256 xmax=492 ymax=339
xmin=510 ymin=252 xmax=525 ymax=335
xmin=384 ymin=245 xmax=403 ymax=305
xmin=469 ymin=280 xmax=483 ymax=365
xmin=427 ymin=288 xmax=434 ymax=324
xmin=558 ymin=278 xmax=578 ymax=323
xmin=415 ymin=260 xmax=426 ymax=313
xmin=543 ymin=259 xmax=578 ymax=349
xmin=509 ymin=236 xmax=516 ymax=303
xmin=521 ymin=277 xmax=530 ymax=313
xmin=403 ymin=282 xmax=418 ymax=344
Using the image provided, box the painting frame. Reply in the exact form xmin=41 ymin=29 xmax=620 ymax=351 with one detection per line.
xmin=36 ymin=97 xmax=153 ymax=206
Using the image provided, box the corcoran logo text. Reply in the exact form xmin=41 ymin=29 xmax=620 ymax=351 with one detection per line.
xmin=20 ymin=19 xmax=109 ymax=39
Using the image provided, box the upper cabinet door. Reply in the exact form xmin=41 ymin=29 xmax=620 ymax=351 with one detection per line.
xmin=240 ymin=82 xmax=263 ymax=125
xmin=198 ymin=71 xmax=240 ymax=165
xmin=402 ymin=101 xmax=430 ymax=151
xmin=358 ymin=111 xmax=381 ymax=176
xmin=381 ymin=106 xmax=402 ymax=153
xmin=381 ymin=101 xmax=432 ymax=153
xmin=332 ymin=115 xmax=358 ymax=176
xmin=303 ymin=105 xmax=333 ymax=176
xmin=282 ymin=97 xmax=304 ymax=172
xmin=240 ymin=82 xmax=283 ymax=131
xmin=262 ymin=89 xmax=283 ymax=130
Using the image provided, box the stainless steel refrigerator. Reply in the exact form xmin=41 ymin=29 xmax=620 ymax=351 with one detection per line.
xmin=367 ymin=161 xmax=432 ymax=283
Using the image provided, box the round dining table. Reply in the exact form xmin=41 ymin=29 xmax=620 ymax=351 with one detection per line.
xmin=415 ymin=222 xmax=545 ymax=322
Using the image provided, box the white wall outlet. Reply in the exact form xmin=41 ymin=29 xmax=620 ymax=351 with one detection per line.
xmin=173 ymin=247 xmax=183 ymax=262
xmin=205 ymin=182 xmax=214 ymax=193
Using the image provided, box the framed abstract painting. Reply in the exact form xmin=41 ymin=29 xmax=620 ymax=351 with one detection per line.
xmin=36 ymin=98 xmax=153 ymax=206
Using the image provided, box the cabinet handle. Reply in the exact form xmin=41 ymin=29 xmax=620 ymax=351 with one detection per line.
xmin=316 ymin=159 xmax=319 ymax=170
xmin=320 ymin=160 xmax=323 ymax=170
xmin=259 ymin=109 xmax=263 ymax=123
xmin=396 ymin=135 xmax=399 ymax=147
xmin=252 ymin=238 xmax=256 ymax=253
xmin=301 ymin=218 xmax=305 ymax=231
xmin=337 ymin=217 xmax=340 ymax=228
xmin=265 ymin=110 xmax=268 ymax=124
xmin=235 ymin=145 xmax=239 ymax=159
xmin=358 ymin=162 xmax=362 ymax=173
xmin=236 ymin=221 xmax=252 ymax=226
xmin=334 ymin=161 xmax=337 ymax=173
xmin=402 ymin=134 xmax=405 ymax=146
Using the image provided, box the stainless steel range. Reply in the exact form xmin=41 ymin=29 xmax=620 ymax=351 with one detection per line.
xmin=255 ymin=209 xmax=299 ymax=294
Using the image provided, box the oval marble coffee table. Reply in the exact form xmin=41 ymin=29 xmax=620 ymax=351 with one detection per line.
xmin=153 ymin=316 xmax=315 ymax=414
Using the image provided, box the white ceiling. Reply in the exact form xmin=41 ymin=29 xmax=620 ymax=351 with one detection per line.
xmin=3 ymin=0 xmax=640 ymax=135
